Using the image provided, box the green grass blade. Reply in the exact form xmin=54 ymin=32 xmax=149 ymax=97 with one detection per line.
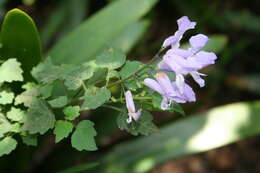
xmin=48 ymin=0 xmax=158 ymax=65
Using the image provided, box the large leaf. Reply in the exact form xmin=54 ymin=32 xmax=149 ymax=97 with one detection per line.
xmin=48 ymin=0 xmax=158 ymax=65
xmin=97 ymin=101 xmax=260 ymax=173
xmin=111 ymin=20 xmax=150 ymax=53
xmin=0 ymin=9 xmax=42 ymax=81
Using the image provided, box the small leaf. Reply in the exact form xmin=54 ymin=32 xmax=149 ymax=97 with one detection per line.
xmin=39 ymin=84 xmax=53 ymax=99
xmin=81 ymin=88 xmax=111 ymax=110
xmin=71 ymin=120 xmax=97 ymax=151
xmin=95 ymin=48 xmax=126 ymax=70
xmin=63 ymin=64 xmax=94 ymax=90
xmin=63 ymin=106 xmax=80 ymax=121
xmin=7 ymin=107 xmax=26 ymax=122
xmin=54 ymin=120 xmax=73 ymax=143
xmin=33 ymin=58 xmax=95 ymax=90
xmin=22 ymin=135 xmax=37 ymax=146
xmin=117 ymin=110 xmax=159 ymax=136
xmin=172 ymin=103 xmax=185 ymax=116
xmin=119 ymin=60 xmax=143 ymax=90
xmin=24 ymin=99 xmax=56 ymax=134
xmin=48 ymin=96 xmax=68 ymax=108
xmin=0 ymin=58 xmax=23 ymax=83
xmin=0 ymin=91 xmax=14 ymax=105
xmin=10 ymin=123 xmax=20 ymax=133
xmin=0 ymin=137 xmax=17 ymax=157
xmin=15 ymin=87 xmax=39 ymax=107
xmin=0 ymin=113 xmax=12 ymax=138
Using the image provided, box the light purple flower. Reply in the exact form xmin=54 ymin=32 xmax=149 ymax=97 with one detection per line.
xmin=163 ymin=16 xmax=196 ymax=48
xmin=144 ymin=72 xmax=195 ymax=110
xmin=125 ymin=90 xmax=141 ymax=123
xmin=159 ymin=34 xmax=217 ymax=90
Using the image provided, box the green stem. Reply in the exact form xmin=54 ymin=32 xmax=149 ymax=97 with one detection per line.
xmin=102 ymin=104 xmax=122 ymax=112
xmin=107 ymin=47 xmax=165 ymax=88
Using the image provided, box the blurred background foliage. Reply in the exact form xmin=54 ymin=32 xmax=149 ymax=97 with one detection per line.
xmin=1 ymin=0 xmax=260 ymax=173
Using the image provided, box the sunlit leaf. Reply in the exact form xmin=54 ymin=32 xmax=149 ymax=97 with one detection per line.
xmin=0 ymin=137 xmax=17 ymax=157
xmin=81 ymin=88 xmax=111 ymax=110
xmin=71 ymin=120 xmax=97 ymax=151
xmin=63 ymin=106 xmax=80 ymax=121
xmin=54 ymin=120 xmax=73 ymax=143
xmin=0 ymin=58 xmax=23 ymax=83
xmin=24 ymin=99 xmax=55 ymax=134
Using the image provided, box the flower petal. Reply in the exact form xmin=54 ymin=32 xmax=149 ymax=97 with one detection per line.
xmin=160 ymin=97 xmax=171 ymax=110
xmin=189 ymin=34 xmax=209 ymax=52
xmin=144 ymin=78 xmax=164 ymax=95
xmin=190 ymin=71 xmax=205 ymax=87
xmin=162 ymin=35 xmax=179 ymax=48
xmin=131 ymin=110 xmax=142 ymax=121
xmin=177 ymin=16 xmax=196 ymax=32
xmin=125 ymin=90 xmax=136 ymax=113
xmin=158 ymin=60 xmax=172 ymax=71
xmin=171 ymin=48 xmax=193 ymax=58
xmin=183 ymin=83 xmax=196 ymax=102
xmin=164 ymin=52 xmax=201 ymax=72
xmin=190 ymin=51 xmax=217 ymax=68
xmin=176 ymin=74 xmax=185 ymax=93
xmin=155 ymin=72 xmax=176 ymax=97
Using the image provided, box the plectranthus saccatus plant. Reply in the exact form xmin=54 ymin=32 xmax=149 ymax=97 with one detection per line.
xmin=0 ymin=15 xmax=217 ymax=156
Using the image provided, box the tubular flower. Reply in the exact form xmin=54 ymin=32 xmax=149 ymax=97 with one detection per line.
xmin=159 ymin=34 xmax=217 ymax=91
xmin=125 ymin=90 xmax=141 ymax=123
xmin=144 ymin=72 xmax=195 ymax=110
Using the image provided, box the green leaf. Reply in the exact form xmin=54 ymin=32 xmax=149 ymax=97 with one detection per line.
xmin=24 ymin=99 xmax=55 ymax=134
xmin=0 ymin=58 xmax=23 ymax=83
xmin=63 ymin=64 xmax=94 ymax=90
xmin=101 ymin=101 xmax=260 ymax=173
xmin=15 ymin=87 xmax=39 ymax=107
xmin=6 ymin=107 xmax=26 ymax=122
xmin=0 ymin=113 xmax=12 ymax=138
xmin=39 ymin=84 xmax=53 ymax=99
xmin=117 ymin=110 xmax=159 ymax=136
xmin=119 ymin=60 xmax=143 ymax=90
xmin=48 ymin=0 xmax=158 ymax=65
xmin=71 ymin=120 xmax=97 ymax=151
xmin=31 ymin=57 xmax=60 ymax=83
xmin=0 ymin=91 xmax=14 ymax=105
xmin=111 ymin=20 xmax=150 ymax=53
xmin=48 ymin=96 xmax=68 ymax=108
xmin=0 ymin=9 xmax=41 ymax=81
xmin=95 ymin=48 xmax=126 ymax=70
xmin=22 ymin=135 xmax=37 ymax=146
xmin=54 ymin=120 xmax=73 ymax=143
xmin=10 ymin=123 xmax=20 ymax=133
xmin=81 ymin=88 xmax=111 ymax=110
xmin=0 ymin=137 xmax=17 ymax=157
xmin=63 ymin=106 xmax=80 ymax=121
xmin=32 ymin=58 xmax=95 ymax=90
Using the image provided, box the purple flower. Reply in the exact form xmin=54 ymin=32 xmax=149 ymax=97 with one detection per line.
xmin=144 ymin=72 xmax=195 ymax=110
xmin=159 ymin=34 xmax=217 ymax=90
xmin=125 ymin=90 xmax=141 ymax=123
xmin=163 ymin=16 xmax=196 ymax=48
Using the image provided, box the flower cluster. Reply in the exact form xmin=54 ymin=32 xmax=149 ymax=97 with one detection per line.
xmin=144 ymin=16 xmax=218 ymax=110
xmin=125 ymin=16 xmax=218 ymax=122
